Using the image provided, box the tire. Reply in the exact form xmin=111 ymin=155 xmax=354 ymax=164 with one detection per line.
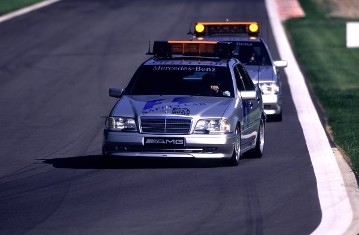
xmin=250 ymin=117 xmax=265 ymax=157
xmin=229 ymin=126 xmax=241 ymax=166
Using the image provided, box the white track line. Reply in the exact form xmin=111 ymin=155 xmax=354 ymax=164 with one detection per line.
xmin=0 ymin=0 xmax=61 ymax=23
xmin=265 ymin=0 xmax=353 ymax=234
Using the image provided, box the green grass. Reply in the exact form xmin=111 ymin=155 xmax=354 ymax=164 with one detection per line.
xmin=285 ymin=0 xmax=359 ymax=173
xmin=0 ymin=0 xmax=44 ymax=15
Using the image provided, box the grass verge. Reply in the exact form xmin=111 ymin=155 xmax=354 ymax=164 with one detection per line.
xmin=285 ymin=0 xmax=359 ymax=173
xmin=0 ymin=0 xmax=44 ymax=15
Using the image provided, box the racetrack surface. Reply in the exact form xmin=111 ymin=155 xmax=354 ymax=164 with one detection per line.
xmin=0 ymin=0 xmax=321 ymax=234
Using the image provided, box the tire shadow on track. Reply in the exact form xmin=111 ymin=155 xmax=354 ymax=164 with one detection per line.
xmin=41 ymin=154 xmax=256 ymax=169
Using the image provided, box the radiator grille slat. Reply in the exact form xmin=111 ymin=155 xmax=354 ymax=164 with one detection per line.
xmin=141 ymin=117 xmax=191 ymax=134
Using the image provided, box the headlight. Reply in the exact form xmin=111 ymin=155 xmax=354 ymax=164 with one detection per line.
xmin=259 ymin=82 xmax=280 ymax=94
xmin=106 ymin=117 xmax=137 ymax=131
xmin=194 ymin=118 xmax=230 ymax=133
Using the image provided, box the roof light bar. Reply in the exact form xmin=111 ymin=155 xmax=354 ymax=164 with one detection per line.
xmin=151 ymin=40 xmax=235 ymax=58
xmin=168 ymin=40 xmax=217 ymax=55
xmin=194 ymin=22 xmax=259 ymax=36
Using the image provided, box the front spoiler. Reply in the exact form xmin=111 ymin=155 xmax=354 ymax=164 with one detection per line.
xmin=102 ymin=130 xmax=236 ymax=159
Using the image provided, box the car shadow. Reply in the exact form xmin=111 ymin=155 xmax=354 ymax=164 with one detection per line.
xmin=41 ymin=155 xmax=243 ymax=169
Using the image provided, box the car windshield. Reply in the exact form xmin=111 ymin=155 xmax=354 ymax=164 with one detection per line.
xmin=127 ymin=65 xmax=234 ymax=97
xmin=233 ymin=41 xmax=271 ymax=66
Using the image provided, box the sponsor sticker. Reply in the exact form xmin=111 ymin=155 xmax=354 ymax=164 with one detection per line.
xmin=237 ymin=42 xmax=253 ymax=47
xmin=142 ymin=97 xmax=206 ymax=114
xmin=172 ymin=107 xmax=190 ymax=115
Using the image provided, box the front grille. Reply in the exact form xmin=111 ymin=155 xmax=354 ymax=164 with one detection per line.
xmin=140 ymin=117 xmax=192 ymax=134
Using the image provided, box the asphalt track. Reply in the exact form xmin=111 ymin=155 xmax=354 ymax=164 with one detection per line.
xmin=0 ymin=0 xmax=323 ymax=234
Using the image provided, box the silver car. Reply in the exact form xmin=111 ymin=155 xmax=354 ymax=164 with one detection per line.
xmin=191 ymin=22 xmax=288 ymax=121
xmin=102 ymin=41 xmax=266 ymax=165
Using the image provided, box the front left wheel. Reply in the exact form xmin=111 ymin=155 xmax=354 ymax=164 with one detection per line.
xmin=229 ymin=126 xmax=241 ymax=166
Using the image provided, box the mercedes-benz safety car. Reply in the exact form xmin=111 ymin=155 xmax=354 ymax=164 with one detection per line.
xmin=191 ymin=21 xmax=288 ymax=121
xmin=102 ymin=40 xmax=266 ymax=165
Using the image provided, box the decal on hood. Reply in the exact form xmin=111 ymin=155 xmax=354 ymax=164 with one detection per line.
xmin=142 ymin=97 xmax=207 ymax=115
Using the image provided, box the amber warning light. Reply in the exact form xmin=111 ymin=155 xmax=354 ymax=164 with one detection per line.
xmin=194 ymin=22 xmax=259 ymax=36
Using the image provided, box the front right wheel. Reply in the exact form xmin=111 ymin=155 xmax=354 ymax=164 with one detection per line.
xmin=249 ymin=117 xmax=265 ymax=157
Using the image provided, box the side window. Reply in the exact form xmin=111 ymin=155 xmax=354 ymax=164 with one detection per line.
xmin=260 ymin=41 xmax=272 ymax=66
xmin=234 ymin=66 xmax=245 ymax=91
xmin=236 ymin=64 xmax=255 ymax=91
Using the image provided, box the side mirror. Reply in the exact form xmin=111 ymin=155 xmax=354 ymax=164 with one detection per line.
xmin=273 ymin=60 xmax=288 ymax=68
xmin=109 ymin=88 xmax=124 ymax=98
xmin=240 ymin=91 xmax=257 ymax=100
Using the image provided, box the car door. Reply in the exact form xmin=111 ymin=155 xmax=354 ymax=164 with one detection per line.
xmin=233 ymin=63 xmax=261 ymax=146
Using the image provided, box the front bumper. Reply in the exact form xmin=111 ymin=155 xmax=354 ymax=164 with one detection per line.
xmin=102 ymin=130 xmax=236 ymax=159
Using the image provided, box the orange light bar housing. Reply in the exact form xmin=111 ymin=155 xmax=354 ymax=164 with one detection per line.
xmin=151 ymin=40 xmax=234 ymax=58
xmin=194 ymin=21 xmax=259 ymax=36
xmin=168 ymin=40 xmax=217 ymax=55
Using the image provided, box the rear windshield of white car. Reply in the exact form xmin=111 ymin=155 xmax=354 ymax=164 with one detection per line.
xmin=233 ymin=41 xmax=271 ymax=66
xmin=127 ymin=65 xmax=234 ymax=97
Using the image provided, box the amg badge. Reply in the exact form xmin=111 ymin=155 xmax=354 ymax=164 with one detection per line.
xmin=145 ymin=137 xmax=185 ymax=147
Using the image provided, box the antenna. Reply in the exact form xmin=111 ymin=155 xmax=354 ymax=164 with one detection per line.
xmin=187 ymin=22 xmax=193 ymax=35
xmin=262 ymin=22 xmax=267 ymax=86
xmin=258 ymin=21 xmax=263 ymax=86
xmin=257 ymin=63 xmax=260 ymax=86
xmin=146 ymin=41 xmax=152 ymax=55
xmin=264 ymin=14 xmax=271 ymax=52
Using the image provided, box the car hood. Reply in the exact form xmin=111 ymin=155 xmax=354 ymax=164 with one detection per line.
xmin=110 ymin=95 xmax=234 ymax=117
xmin=244 ymin=65 xmax=275 ymax=83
